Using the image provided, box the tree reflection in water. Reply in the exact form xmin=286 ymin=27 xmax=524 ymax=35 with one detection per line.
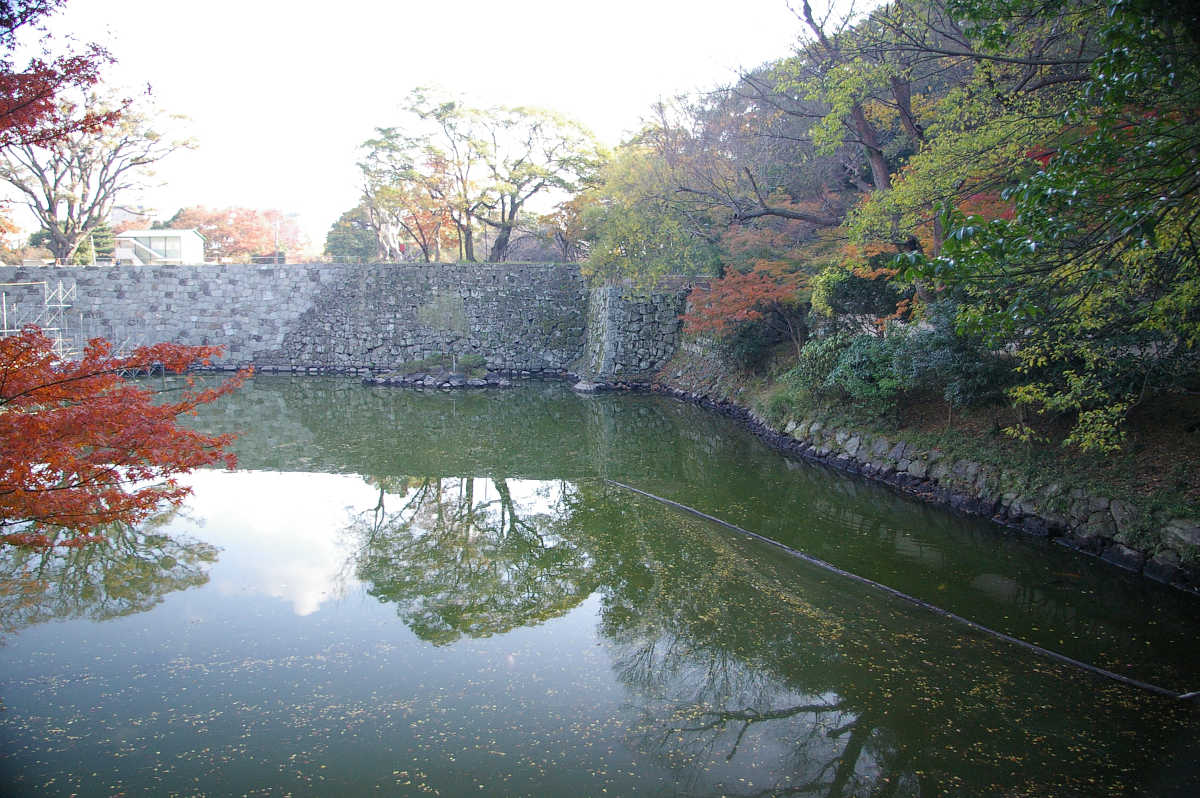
xmin=572 ymin=481 xmax=1184 ymax=797
xmin=0 ymin=510 xmax=218 ymax=636
xmin=563 ymin=481 xmax=909 ymax=796
xmin=343 ymin=475 xmax=1193 ymax=796
xmin=349 ymin=475 xmax=598 ymax=645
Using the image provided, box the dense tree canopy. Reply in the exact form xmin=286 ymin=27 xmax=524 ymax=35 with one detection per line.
xmin=897 ymin=0 xmax=1200 ymax=450
xmin=359 ymin=89 xmax=600 ymax=262
xmin=576 ymin=0 xmax=1200 ymax=451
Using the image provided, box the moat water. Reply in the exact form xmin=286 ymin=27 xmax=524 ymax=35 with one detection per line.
xmin=1 ymin=377 xmax=1198 ymax=795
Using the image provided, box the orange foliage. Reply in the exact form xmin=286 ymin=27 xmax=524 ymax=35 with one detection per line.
xmin=719 ymin=221 xmax=813 ymax=272
xmin=842 ymin=240 xmax=894 ymax=260
xmin=166 ymin=206 xmax=304 ymax=261
xmin=851 ymin=265 xmax=898 ymax=281
xmin=683 ymin=260 xmax=807 ymax=337
xmin=1 ymin=2 xmax=119 ymax=149
xmin=0 ymin=327 xmax=247 ymax=546
xmin=957 ymin=190 xmax=1015 ymax=221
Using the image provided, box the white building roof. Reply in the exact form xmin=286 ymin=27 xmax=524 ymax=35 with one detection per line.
xmin=116 ymin=228 xmax=206 ymax=240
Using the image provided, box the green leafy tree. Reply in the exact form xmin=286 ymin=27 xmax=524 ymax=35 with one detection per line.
xmin=810 ymin=259 xmax=910 ymax=334
xmin=361 ymin=89 xmax=600 ymax=262
xmin=900 ymin=0 xmax=1200 ymax=451
xmin=323 ymin=203 xmax=377 ymax=262
xmin=582 ymin=138 xmax=723 ymax=282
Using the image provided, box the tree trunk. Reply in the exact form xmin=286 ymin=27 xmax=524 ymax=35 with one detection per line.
xmin=459 ymin=222 xmax=474 ymax=262
xmin=487 ymin=224 xmax=513 ymax=262
xmin=850 ymin=104 xmax=891 ymax=193
xmin=47 ymin=227 xmax=82 ymax=262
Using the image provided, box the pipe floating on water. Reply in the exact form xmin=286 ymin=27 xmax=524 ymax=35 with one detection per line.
xmin=604 ymin=479 xmax=1198 ymax=702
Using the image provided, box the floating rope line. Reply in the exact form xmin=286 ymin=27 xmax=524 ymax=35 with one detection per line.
xmin=605 ymin=479 xmax=1198 ymax=701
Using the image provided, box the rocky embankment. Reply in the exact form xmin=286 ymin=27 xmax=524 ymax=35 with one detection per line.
xmin=643 ymin=380 xmax=1200 ymax=595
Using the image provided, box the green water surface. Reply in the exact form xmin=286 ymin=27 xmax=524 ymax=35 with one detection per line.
xmin=1 ymin=377 xmax=1198 ymax=796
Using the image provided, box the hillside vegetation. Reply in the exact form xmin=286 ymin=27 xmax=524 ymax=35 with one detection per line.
xmin=572 ymin=0 xmax=1198 ymax=513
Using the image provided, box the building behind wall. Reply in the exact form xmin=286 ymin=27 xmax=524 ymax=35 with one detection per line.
xmin=114 ymin=229 xmax=206 ymax=265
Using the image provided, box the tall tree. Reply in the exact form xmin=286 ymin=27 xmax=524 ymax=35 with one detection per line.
xmin=360 ymin=89 xmax=600 ymax=262
xmin=0 ymin=93 xmax=187 ymax=261
xmin=651 ymin=73 xmax=852 ymax=233
xmin=358 ymin=148 xmax=456 ymax=262
xmin=472 ymin=105 xmax=600 ymax=261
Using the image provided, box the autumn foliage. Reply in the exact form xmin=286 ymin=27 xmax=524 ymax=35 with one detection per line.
xmin=0 ymin=1 xmax=118 ymax=150
xmin=683 ymin=260 xmax=809 ymax=355
xmin=164 ymin=206 xmax=305 ymax=262
xmin=0 ymin=328 xmax=247 ymax=547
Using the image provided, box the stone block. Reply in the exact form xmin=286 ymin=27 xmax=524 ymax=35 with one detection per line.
xmin=1144 ymin=550 xmax=1185 ymax=585
xmin=1165 ymin=518 xmax=1200 ymax=547
xmin=1101 ymin=543 xmax=1146 ymax=572
xmin=952 ymin=459 xmax=981 ymax=485
xmin=1084 ymin=510 xmax=1117 ymax=540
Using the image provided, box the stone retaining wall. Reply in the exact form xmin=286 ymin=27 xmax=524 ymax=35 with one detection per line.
xmin=0 ymin=263 xmax=684 ymax=379
xmin=579 ymin=283 xmax=687 ymax=382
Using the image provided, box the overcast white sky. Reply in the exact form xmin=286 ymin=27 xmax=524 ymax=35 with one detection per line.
xmin=22 ymin=0 xmax=809 ymax=253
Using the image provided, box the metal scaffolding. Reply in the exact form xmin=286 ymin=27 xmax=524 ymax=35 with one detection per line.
xmin=1 ymin=279 xmax=80 ymax=358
